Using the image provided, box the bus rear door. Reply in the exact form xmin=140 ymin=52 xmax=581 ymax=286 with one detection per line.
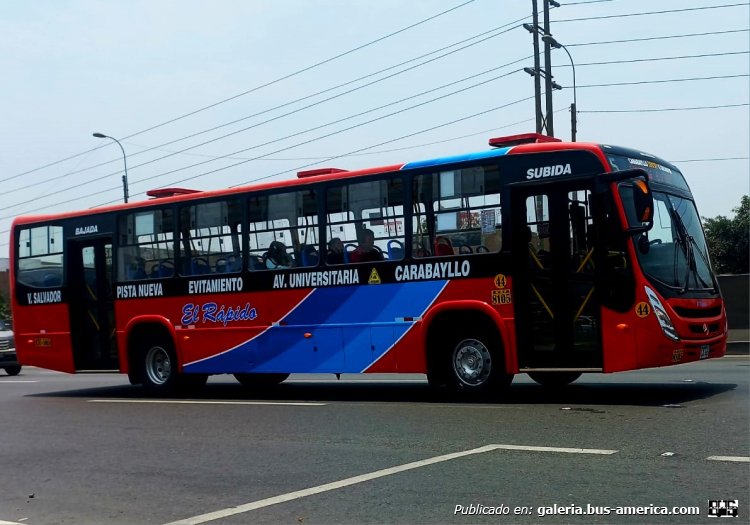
xmin=67 ymin=237 xmax=118 ymax=370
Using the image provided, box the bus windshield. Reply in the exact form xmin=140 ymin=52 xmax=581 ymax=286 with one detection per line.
xmin=621 ymin=186 xmax=715 ymax=293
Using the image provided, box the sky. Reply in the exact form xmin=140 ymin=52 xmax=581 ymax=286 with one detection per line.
xmin=1 ymin=0 xmax=748 ymax=259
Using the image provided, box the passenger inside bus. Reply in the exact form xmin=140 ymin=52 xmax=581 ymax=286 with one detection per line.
xmin=128 ymin=256 xmax=147 ymax=280
xmin=434 ymin=236 xmax=454 ymax=256
xmin=265 ymin=241 xmax=293 ymax=269
xmin=326 ymin=237 xmax=345 ymax=265
xmin=350 ymin=229 xmax=383 ymax=263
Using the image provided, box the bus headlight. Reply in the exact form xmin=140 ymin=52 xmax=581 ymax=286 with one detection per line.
xmin=644 ymin=286 xmax=679 ymax=342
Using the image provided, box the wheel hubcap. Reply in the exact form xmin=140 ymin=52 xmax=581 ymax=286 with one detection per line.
xmin=145 ymin=346 xmax=171 ymax=385
xmin=453 ymin=339 xmax=491 ymax=386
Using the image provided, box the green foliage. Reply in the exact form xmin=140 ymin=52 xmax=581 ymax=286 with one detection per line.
xmin=703 ymin=195 xmax=749 ymax=275
xmin=0 ymin=293 xmax=10 ymax=322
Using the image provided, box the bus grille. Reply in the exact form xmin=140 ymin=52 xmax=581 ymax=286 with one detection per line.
xmin=688 ymin=323 xmax=721 ymax=336
xmin=673 ymin=306 xmax=722 ymax=319
xmin=0 ymin=340 xmax=9 ymax=351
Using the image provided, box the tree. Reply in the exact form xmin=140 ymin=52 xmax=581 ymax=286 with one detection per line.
xmin=0 ymin=293 xmax=10 ymax=322
xmin=703 ymin=195 xmax=749 ymax=275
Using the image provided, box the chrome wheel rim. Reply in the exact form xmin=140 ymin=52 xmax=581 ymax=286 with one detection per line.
xmin=145 ymin=346 xmax=171 ymax=385
xmin=452 ymin=338 xmax=491 ymax=387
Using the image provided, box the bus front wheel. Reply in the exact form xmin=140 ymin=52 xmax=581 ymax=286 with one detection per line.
xmin=444 ymin=331 xmax=512 ymax=396
xmin=528 ymin=372 xmax=582 ymax=388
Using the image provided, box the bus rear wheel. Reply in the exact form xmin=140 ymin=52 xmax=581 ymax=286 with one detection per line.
xmin=234 ymin=373 xmax=289 ymax=387
xmin=528 ymin=372 xmax=582 ymax=388
xmin=139 ymin=338 xmax=206 ymax=395
xmin=443 ymin=331 xmax=512 ymax=397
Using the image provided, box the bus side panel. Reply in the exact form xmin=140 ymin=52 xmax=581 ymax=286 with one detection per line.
xmin=14 ymin=303 xmax=75 ymax=373
xmin=369 ymin=278 xmax=516 ymax=374
xmin=180 ymin=281 xmax=448 ymax=374
xmin=600 ymin=307 xmax=637 ymax=373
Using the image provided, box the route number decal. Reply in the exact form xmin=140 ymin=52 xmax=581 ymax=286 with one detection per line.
xmin=635 ymin=302 xmax=651 ymax=318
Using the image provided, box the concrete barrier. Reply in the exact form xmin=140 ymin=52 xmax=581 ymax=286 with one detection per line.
xmin=718 ymin=274 xmax=748 ymax=354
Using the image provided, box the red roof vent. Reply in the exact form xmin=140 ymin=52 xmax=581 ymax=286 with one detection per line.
xmin=146 ymin=187 xmax=202 ymax=199
xmin=297 ymin=168 xmax=348 ymax=178
xmin=488 ymin=133 xmax=561 ymax=148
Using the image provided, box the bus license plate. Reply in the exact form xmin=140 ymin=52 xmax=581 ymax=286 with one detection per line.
xmin=700 ymin=345 xmax=710 ymax=359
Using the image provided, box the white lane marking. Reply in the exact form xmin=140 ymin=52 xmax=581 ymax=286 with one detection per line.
xmin=491 ymin=444 xmax=617 ymax=455
xmin=0 ymin=381 xmax=38 ymax=383
xmin=163 ymin=443 xmax=617 ymax=525
xmin=88 ymin=399 xmax=325 ymax=406
xmin=0 ymin=519 xmax=26 ymax=524
xmin=707 ymin=455 xmax=750 ymax=463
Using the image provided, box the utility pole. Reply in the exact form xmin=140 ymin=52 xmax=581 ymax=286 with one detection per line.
xmin=542 ymin=0 xmax=554 ymax=137
xmin=531 ymin=0 xmax=543 ymax=134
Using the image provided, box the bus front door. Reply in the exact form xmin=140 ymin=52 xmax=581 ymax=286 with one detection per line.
xmin=67 ymin=238 xmax=118 ymax=370
xmin=511 ymin=180 xmax=602 ymax=370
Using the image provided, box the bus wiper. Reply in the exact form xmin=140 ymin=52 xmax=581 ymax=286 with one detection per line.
xmin=667 ymin=204 xmax=692 ymax=294
xmin=685 ymin=233 xmax=715 ymax=290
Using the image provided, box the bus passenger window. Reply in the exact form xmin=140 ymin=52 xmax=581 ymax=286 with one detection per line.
xmin=413 ymin=165 xmax=502 ymax=258
xmin=179 ymin=200 xmax=243 ymax=275
xmin=118 ymin=210 xmax=174 ymax=281
xmin=248 ymin=189 xmax=317 ymax=270
xmin=325 ymin=176 xmax=404 ymax=265
xmin=16 ymin=225 xmax=64 ymax=287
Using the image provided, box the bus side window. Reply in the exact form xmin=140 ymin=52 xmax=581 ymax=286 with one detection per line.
xmin=248 ymin=189 xmax=317 ymax=270
xmin=17 ymin=225 xmax=64 ymax=288
xmin=325 ymin=176 xmax=404 ymax=265
xmin=179 ymin=200 xmax=243 ymax=276
xmin=118 ymin=211 xmax=174 ymax=281
xmin=413 ymin=165 xmax=501 ymax=258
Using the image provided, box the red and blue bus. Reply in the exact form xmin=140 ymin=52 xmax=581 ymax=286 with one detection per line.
xmin=10 ymin=133 xmax=727 ymax=395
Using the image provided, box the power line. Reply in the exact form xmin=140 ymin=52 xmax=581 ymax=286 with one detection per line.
xmin=131 ymin=107 xmax=573 ymax=162
xmin=0 ymin=0 xmax=477 ymax=184
xmin=670 ymin=157 xmax=749 ymax=163
xmin=580 ymin=103 xmax=749 ymax=113
xmin=575 ymin=74 xmax=749 ymax=89
xmin=0 ymin=92 xmax=537 ymax=225
xmin=0 ymin=66 xmax=527 ymax=218
xmin=19 ymin=47 xmax=744 ymax=199
xmin=555 ymin=3 xmax=749 ymax=23
xmin=3 ymin=21 xmax=527 ymax=196
xmin=557 ymin=51 xmax=749 ymax=68
xmin=564 ymin=0 xmax=616 ymax=4
xmin=567 ymin=28 xmax=749 ymax=47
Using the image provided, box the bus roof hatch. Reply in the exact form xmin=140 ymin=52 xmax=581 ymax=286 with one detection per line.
xmin=488 ymin=133 xmax=561 ymax=148
xmin=297 ymin=168 xmax=349 ymax=178
xmin=146 ymin=188 xmax=202 ymax=199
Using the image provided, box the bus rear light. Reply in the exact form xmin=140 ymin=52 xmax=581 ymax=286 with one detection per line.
xmin=644 ymin=286 xmax=679 ymax=342
xmin=616 ymin=323 xmax=630 ymax=331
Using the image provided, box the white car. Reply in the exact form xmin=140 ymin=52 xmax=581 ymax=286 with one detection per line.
xmin=0 ymin=319 xmax=20 ymax=376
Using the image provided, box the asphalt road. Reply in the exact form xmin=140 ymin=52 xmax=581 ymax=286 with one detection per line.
xmin=0 ymin=357 xmax=747 ymax=525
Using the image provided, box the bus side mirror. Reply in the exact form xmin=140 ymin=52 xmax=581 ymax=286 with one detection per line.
xmin=621 ymin=178 xmax=654 ymax=235
xmin=632 ymin=179 xmax=653 ymax=225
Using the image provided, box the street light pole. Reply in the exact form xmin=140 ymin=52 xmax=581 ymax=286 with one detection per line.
xmin=542 ymin=34 xmax=577 ymax=141
xmin=93 ymin=132 xmax=129 ymax=203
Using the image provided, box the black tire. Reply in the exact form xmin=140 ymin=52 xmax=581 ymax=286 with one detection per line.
xmin=528 ymin=372 xmax=582 ymax=388
xmin=437 ymin=329 xmax=512 ymax=397
xmin=139 ymin=337 xmax=207 ymax=395
xmin=4 ymin=365 xmax=22 ymax=376
xmin=233 ymin=373 xmax=289 ymax=387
